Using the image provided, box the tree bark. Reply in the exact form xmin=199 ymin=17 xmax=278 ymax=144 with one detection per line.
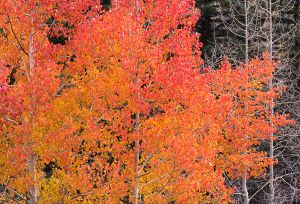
xmin=28 ymin=154 xmax=37 ymax=204
xmin=242 ymin=173 xmax=249 ymax=204
xmin=133 ymin=114 xmax=140 ymax=204
xmin=28 ymin=12 xmax=37 ymax=204
xmin=133 ymin=58 xmax=141 ymax=204
xmin=268 ymin=0 xmax=275 ymax=203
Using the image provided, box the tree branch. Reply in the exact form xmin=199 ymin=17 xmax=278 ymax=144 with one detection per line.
xmin=7 ymin=14 xmax=28 ymax=56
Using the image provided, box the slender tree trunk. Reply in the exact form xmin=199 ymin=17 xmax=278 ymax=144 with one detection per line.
xmin=133 ymin=59 xmax=141 ymax=204
xmin=28 ymin=12 xmax=37 ymax=204
xmin=242 ymin=2 xmax=250 ymax=203
xmin=268 ymin=0 xmax=275 ymax=203
xmin=242 ymin=173 xmax=249 ymax=204
xmin=133 ymin=111 xmax=140 ymax=204
xmin=269 ymin=121 xmax=275 ymax=204
xmin=245 ymin=0 xmax=249 ymax=62
xmin=28 ymin=154 xmax=37 ymax=204
xmin=133 ymin=2 xmax=141 ymax=203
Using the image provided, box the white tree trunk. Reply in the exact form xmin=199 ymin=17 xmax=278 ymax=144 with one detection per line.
xmin=133 ymin=57 xmax=141 ymax=204
xmin=28 ymin=13 xmax=37 ymax=204
xmin=28 ymin=154 xmax=37 ymax=204
xmin=133 ymin=119 xmax=140 ymax=204
xmin=268 ymin=0 xmax=275 ymax=203
xmin=242 ymin=173 xmax=249 ymax=204
xmin=243 ymin=2 xmax=250 ymax=203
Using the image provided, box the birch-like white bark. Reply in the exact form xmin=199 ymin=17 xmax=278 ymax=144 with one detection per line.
xmin=268 ymin=0 xmax=275 ymax=202
xmin=28 ymin=13 xmax=37 ymax=204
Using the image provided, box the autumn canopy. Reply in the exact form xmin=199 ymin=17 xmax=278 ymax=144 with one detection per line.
xmin=0 ymin=0 xmax=290 ymax=203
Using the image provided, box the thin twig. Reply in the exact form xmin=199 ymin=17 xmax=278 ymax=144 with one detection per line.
xmin=7 ymin=14 xmax=28 ymax=56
